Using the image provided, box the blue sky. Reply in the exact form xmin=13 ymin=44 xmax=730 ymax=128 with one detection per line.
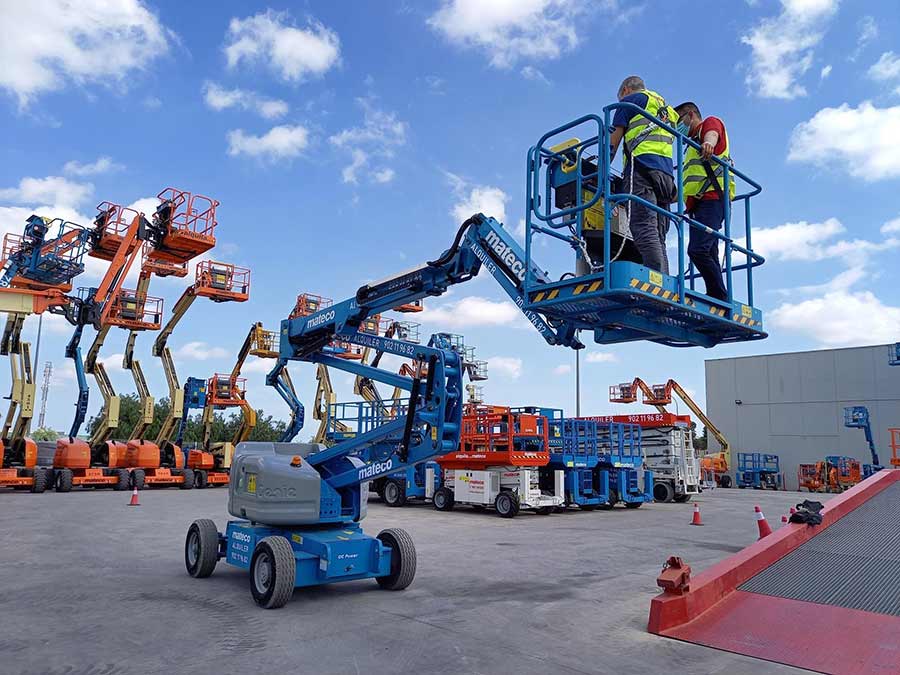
xmin=2 ymin=0 xmax=900 ymax=434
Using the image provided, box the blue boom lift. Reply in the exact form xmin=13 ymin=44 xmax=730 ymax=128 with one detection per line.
xmin=184 ymin=104 xmax=766 ymax=607
xmin=843 ymin=406 xmax=882 ymax=477
xmin=890 ymin=343 xmax=900 ymax=366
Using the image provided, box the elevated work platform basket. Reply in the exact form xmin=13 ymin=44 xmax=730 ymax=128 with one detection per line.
xmin=89 ymin=203 xmax=142 ymax=262
xmin=290 ymin=292 xmax=332 ymax=319
xmin=194 ymin=260 xmax=250 ymax=303
xmin=249 ymin=324 xmax=279 ymax=359
xmin=524 ymin=107 xmax=766 ymax=348
xmin=147 ymin=188 xmax=218 ymax=264
xmin=0 ymin=218 xmax=88 ymax=291
xmin=207 ymin=374 xmax=247 ymax=407
xmin=140 ymin=242 xmax=187 ymax=278
xmin=102 ymin=288 xmax=163 ymax=330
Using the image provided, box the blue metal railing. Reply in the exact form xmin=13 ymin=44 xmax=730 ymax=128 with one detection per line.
xmin=737 ymin=452 xmax=780 ymax=473
xmin=327 ymin=398 xmax=409 ymax=438
xmin=525 ymin=103 xmax=765 ymax=312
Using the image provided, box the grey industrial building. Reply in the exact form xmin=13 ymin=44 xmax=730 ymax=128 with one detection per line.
xmin=705 ymin=344 xmax=900 ymax=491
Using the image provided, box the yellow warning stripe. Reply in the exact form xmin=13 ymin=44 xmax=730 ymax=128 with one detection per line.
xmin=533 ymin=291 xmax=545 ymax=302
xmin=640 ymin=282 xmax=651 ymax=292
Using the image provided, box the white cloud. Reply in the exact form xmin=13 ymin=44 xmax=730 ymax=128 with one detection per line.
xmin=788 ymin=102 xmax=900 ymax=181
xmin=0 ymin=176 xmax=92 ymax=207
xmin=748 ymin=218 xmax=900 ymax=265
xmin=227 ymin=125 xmax=309 ymax=161
xmin=203 ymin=82 xmax=288 ymax=119
xmin=428 ymin=0 xmax=585 ymax=69
xmin=372 ymin=168 xmax=396 ymax=184
xmin=881 ymin=217 xmax=900 ymax=235
xmin=850 ymin=15 xmax=878 ymax=62
xmin=174 ymin=342 xmax=229 ymax=361
xmin=451 ymin=183 xmax=509 ymax=225
xmin=521 ymin=65 xmax=550 ymax=84
xmin=330 ymin=98 xmax=407 ymax=150
xmin=242 ymin=357 xmax=275 ymax=374
xmin=740 ymin=0 xmax=838 ymax=99
xmin=486 ymin=356 xmax=522 ymax=379
xmin=143 ymin=95 xmax=162 ymax=109
xmin=868 ymin=52 xmax=900 ymax=92
xmin=771 ymin=290 xmax=900 ymax=347
xmin=224 ymin=10 xmax=340 ymax=83
xmin=553 ymin=364 xmax=572 ymax=375
xmin=420 ymin=296 xmax=520 ymax=328
xmin=819 ymin=64 xmax=831 ymax=80
xmin=0 ymin=0 xmax=171 ymax=106
xmin=100 ymin=352 xmax=125 ymax=373
xmin=329 ymin=98 xmax=407 ymax=185
xmin=585 ymin=351 xmax=617 ymax=364
xmin=342 ymin=149 xmax=368 ymax=185
xmin=63 ymin=157 xmax=123 ymax=176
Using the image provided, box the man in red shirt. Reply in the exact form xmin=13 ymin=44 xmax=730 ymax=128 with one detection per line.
xmin=675 ymin=101 xmax=729 ymax=301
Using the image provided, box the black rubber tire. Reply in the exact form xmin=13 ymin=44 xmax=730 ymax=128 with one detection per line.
xmin=600 ymin=487 xmax=619 ymax=510
xmin=185 ymin=519 xmax=219 ymax=578
xmin=179 ymin=468 xmax=195 ymax=490
xmin=131 ymin=469 xmax=146 ymax=490
xmin=114 ymin=468 xmax=130 ymax=491
xmin=375 ymin=528 xmax=416 ymax=591
xmin=195 ymin=470 xmax=208 ymax=489
xmin=673 ymin=493 xmax=692 ymax=503
xmin=30 ymin=468 xmax=47 ymax=494
xmin=653 ymin=481 xmax=675 ymax=503
xmin=56 ymin=468 xmax=73 ymax=493
xmin=719 ymin=474 xmax=732 ymax=488
xmin=495 ymin=491 xmax=518 ymax=518
xmin=625 ymin=501 xmax=642 ymax=509
xmin=44 ymin=468 xmax=55 ymax=490
xmin=250 ymin=536 xmax=295 ymax=609
xmin=382 ymin=478 xmax=407 ymax=507
xmin=432 ymin=486 xmax=455 ymax=511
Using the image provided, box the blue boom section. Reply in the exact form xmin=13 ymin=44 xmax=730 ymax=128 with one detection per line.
xmin=176 ymin=377 xmax=208 ymax=448
xmin=843 ymin=405 xmax=881 ymax=470
xmin=65 ymin=323 xmax=89 ymax=440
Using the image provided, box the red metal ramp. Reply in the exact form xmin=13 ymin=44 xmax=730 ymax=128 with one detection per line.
xmin=648 ymin=470 xmax=900 ymax=675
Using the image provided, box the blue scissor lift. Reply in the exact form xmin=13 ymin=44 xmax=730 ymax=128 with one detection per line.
xmin=890 ymin=344 xmax=900 ymax=366
xmin=736 ymin=452 xmax=783 ymax=489
xmin=184 ymin=104 xmax=767 ymax=607
xmin=544 ymin=414 xmax=608 ymax=510
xmin=599 ymin=421 xmax=652 ymax=507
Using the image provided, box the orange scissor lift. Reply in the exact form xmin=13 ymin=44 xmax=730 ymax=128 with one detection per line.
xmin=431 ymin=405 xmax=563 ymax=517
xmin=152 ymin=263 xmax=250 ymax=489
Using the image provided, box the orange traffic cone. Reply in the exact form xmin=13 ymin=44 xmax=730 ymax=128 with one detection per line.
xmin=128 ymin=486 xmax=140 ymax=507
xmin=781 ymin=515 xmax=788 ymax=523
xmin=690 ymin=503 xmax=703 ymax=526
xmin=755 ymin=505 xmax=772 ymax=539
xmin=789 ymin=507 xmax=796 ymax=515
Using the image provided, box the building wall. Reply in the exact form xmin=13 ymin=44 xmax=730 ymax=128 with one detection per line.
xmin=705 ymin=344 xmax=900 ymax=490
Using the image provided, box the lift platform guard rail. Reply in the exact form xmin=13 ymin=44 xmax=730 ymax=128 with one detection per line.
xmin=185 ymin=106 xmax=767 ymax=608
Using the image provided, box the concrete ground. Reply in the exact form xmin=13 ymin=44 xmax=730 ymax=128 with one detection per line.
xmin=2 ymin=486 xmax=810 ymax=675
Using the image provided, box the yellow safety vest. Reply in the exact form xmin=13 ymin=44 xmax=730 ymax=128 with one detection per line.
xmin=682 ymin=123 xmax=735 ymax=200
xmin=623 ymin=90 xmax=678 ymax=162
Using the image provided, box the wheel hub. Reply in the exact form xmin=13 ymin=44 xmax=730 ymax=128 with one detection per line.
xmin=254 ymin=552 xmax=271 ymax=590
xmin=187 ymin=532 xmax=199 ymax=566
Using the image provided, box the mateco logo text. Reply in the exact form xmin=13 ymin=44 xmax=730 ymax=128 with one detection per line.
xmin=358 ymin=459 xmax=394 ymax=481
xmin=307 ymin=310 xmax=335 ymax=329
xmin=484 ymin=230 xmax=526 ymax=282
xmin=232 ymin=531 xmax=252 ymax=543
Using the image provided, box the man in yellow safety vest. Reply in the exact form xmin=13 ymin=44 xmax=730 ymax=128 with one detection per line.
xmin=674 ymin=101 xmax=734 ymax=302
xmin=609 ymin=76 xmax=678 ymax=275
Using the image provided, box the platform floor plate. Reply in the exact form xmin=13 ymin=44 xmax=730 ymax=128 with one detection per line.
xmin=739 ymin=482 xmax=900 ymax=616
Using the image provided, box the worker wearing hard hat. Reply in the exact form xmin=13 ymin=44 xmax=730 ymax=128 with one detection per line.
xmin=609 ymin=75 xmax=678 ymax=275
xmin=674 ymin=101 xmax=735 ymax=302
